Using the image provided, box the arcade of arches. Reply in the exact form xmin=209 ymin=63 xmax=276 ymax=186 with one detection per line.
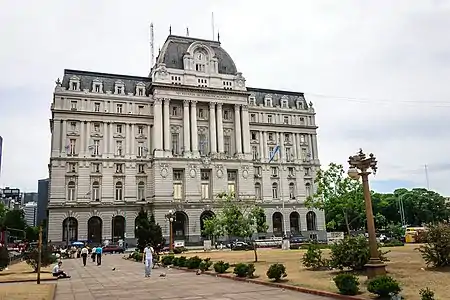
xmin=61 ymin=210 xmax=318 ymax=243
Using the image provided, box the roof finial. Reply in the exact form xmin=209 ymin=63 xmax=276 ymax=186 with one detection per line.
xmin=217 ymin=30 xmax=220 ymax=42
xmin=186 ymin=27 xmax=189 ymax=37
xmin=169 ymin=25 xmax=172 ymax=35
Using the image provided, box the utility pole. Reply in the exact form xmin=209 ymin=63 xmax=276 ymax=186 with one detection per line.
xmin=37 ymin=225 xmax=42 ymax=284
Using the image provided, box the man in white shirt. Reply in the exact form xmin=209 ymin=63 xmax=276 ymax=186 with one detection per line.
xmin=81 ymin=245 xmax=88 ymax=266
xmin=142 ymin=243 xmax=154 ymax=277
xmin=91 ymin=246 xmax=97 ymax=262
xmin=52 ymin=261 xmax=70 ymax=279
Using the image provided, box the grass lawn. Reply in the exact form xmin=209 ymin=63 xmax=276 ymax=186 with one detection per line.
xmin=0 ymin=262 xmax=53 ymax=283
xmin=0 ymin=283 xmax=56 ymax=300
xmin=182 ymin=244 xmax=448 ymax=300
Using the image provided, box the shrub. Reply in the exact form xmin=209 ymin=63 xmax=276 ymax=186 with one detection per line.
xmin=419 ymin=223 xmax=450 ymax=267
xmin=333 ymin=273 xmax=360 ymax=295
xmin=419 ymin=288 xmax=435 ymax=300
xmin=199 ymin=258 xmax=213 ymax=272
xmin=367 ymin=275 xmax=401 ymax=298
xmin=131 ymin=252 xmax=143 ymax=262
xmin=266 ymin=263 xmax=287 ymax=281
xmin=302 ymin=243 xmax=329 ymax=269
xmin=213 ymin=261 xmax=230 ymax=273
xmin=161 ymin=255 xmax=174 ymax=266
xmin=233 ymin=263 xmax=250 ymax=277
xmin=186 ymin=256 xmax=203 ymax=269
xmin=330 ymin=236 xmax=389 ymax=271
xmin=383 ymin=239 xmax=404 ymax=247
xmin=24 ymin=246 xmax=57 ymax=272
xmin=247 ymin=263 xmax=255 ymax=278
xmin=0 ymin=246 xmax=9 ymax=271
xmin=177 ymin=256 xmax=187 ymax=267
xmin=172 ymin=257 xmax=180 ymax=266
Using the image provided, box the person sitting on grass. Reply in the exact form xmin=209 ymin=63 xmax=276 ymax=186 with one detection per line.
xmin=52 ymin=261 xmax=71 ymax=279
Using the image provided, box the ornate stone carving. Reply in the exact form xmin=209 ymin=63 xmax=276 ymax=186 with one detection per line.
xmin=183 ymin=99 xmax=190 ymax=106
xmin=160 ymin=163 xmax=169 ymax=178
xmin=201 ymin=156 xmax=211 ymax=167
xmin=216 ymin=102 xmax=223 ymax=108
xmin=175 ymin=204 xmax=185 ymax=211
xmin=155 ymin=63 xmax=169 ymax=77
xmin=236 ymin=72 xmax=246 ymax=87
xmin=154 ymin=98 xmax=162 ymax=105
xmin=170 ymin=125 xmax=181 ymax=133
xmin=215 ymin=164 xmax=224 ymax=178
xmin=198 ymin=126 xmax=208 ymax=134
xmin=241 ymin=104 xmax=249 ymax=111
xmin=189 ymin=164 xmax=197 ymax=178
xmin=209 ymin=102 xmax=216 ymax=109
xmin=242 ymin=165 xmax=249 ymax=179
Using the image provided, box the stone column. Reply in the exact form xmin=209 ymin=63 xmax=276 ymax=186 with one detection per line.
xmin=125 ymin=124 xmax=130 ymax=155
xmin=152 ymin=98 xmax=163 ymax=155
xmin=278 ymin=132 xmax=284 ymax=162
xmin=163 ymin=98 xmax=171 ymax=152
xmin=216 ymin=103 xmax=224 ymax=153
xmin=61 ymin=120 xmax=67 ymax=153
xmin=190 ymin=101 xmax=198 ymax=155
xmin=263 ymin=132 xmax=268 ymax=161
xmin=241 ymin=105 xmax=250 ymax=154
xmin=80 ymin=120 xmax=85 ymax=156
xmin=183 ymin=100 xmax=191 ymax=154
xmin=104 ymin=122 xmax=109 ymax=154
xmin=234 ymin=105 xmax=242 ymax=154
xmin=109 ymin=123 xmax=114 ymax=155
xmin=312 ymin=134 xmax=318 ymax=161
xmin=308 ymin=134 xmax=313 ymax=159
xmin=51 ymin=120 xmax=61 ymax=156
xmin=131 ymin=124 xmax=135 ymax=156
xmin=85 ymin=122 xmax=90 ymax=154
xmin=259 ymin=131 xmax=264 ymax=160
xmin=292 ymin=133 xmax=298 ymax=161
xmin=209 ymin=102 xmax=217 ymax=153
xmin=147 ymin=125 xmax=152 ymax=153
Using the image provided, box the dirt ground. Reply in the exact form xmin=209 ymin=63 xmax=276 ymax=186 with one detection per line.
xmin=0 ymin=283 xmax=55 ymax=300
xmin=182 ymin=244 xmax=448 ymax=300
xmin=0 ymin=262 xmax=53 ymax=283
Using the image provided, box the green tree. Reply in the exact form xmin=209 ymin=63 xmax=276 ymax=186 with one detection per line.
xmin=306 ymin=163 xmax=364 ymax=234
xmin=148 ymin=214 xmax=164 ymax=250
xmin=135 ymin=208 xmax=151 ymax=252
xmin=202 ymin=216 xmax=224 ymax=244
xmin=2 ymin=210 xmax=27 ymax=239
xmin=25 ymin=226 xmax=39 ymax=242
xmin=214 ymin=192 xmax=268 ymax=262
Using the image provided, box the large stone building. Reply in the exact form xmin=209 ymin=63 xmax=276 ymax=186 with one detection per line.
xmin=47 ymin=34 xmax=325 ymax=245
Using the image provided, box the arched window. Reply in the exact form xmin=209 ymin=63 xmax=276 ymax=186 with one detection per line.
xmin=305 ymin=183 xmax=311 ymax=198
xmin=289 ymin=182 xmax=296 ymax=199
xmin=272 ymin=183 xmax=278 ymax=199
xmin=306 ymin=211 xmax=317 ymax=231
xmin=67 ymin=181 xmax=76 ymax=201
xmin=115 ymin=182 xmax=123 ymax=201
xmin=92 ymin=181 xmax=100 ymax=201
xmin=137 ymin=181 xmax=145 ymax=201
xmin=255 ymin=183 xmax=262 ymax=200
xmin=194 ymin=49 xmax=207 ymax=72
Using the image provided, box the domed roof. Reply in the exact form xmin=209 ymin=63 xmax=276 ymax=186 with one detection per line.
xmin=156 ymin=35 xmax=237 ymax=75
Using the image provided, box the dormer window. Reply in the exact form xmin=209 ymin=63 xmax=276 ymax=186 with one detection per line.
xmin=249 ymin=96 xmax=256 ymax=106
xmin=265 ymin=96 xmax=273 ymax=107
xmin=69 ymin=75 xmax=80 ymax=91
xmin=135 ymin=82 xmax=146 ymax=96
xmin=117 ymin=87 xmax=122 ymax=94
xmin=194 ymin=50 xmax=207 ymax=73
xmin=114 ymin=80 xmax=125 ymax=95
xmin=92 ymin=78 xmax=103 ymax=93
xmin=138 ymin=88 xmax=144 ymax=96
xmin=296 ymin=101 xmax=304 ymax=110
xmin=281 ymin=99 xmax=289 ymax=108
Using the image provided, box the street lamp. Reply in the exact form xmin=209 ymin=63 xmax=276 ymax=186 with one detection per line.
xmin=348 ymin=149 xmax=386 ymax=279
xmin=165 ymin=210 xmax=175 ymax=253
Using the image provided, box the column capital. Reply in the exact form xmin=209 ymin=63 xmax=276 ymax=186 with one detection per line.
xmin=209 ymin=102 xmax=216 ymax=109
xmin=191 ymin=100 xmax=198 ymax=106
xmin=216 ymin=102 xmax=223 ymax=109
xmin=241 ymin=104 xmax=249 ymax=111
xmin=183 ymin=99 xmax=190 ymax=106
xmin=154 ymin=98 xmax=162 ymax=105
xmin=163 ymin=98 xmax=171 ymax=105
xmin=234 ymin=104 xmax=241 ymax=110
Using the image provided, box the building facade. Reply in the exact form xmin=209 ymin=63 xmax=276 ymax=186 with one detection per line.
xmin=37 ymin=178 xmax=49 ymax=228
xmin=47 ymin=35 xmax=325 ymax=245
xmin=23 ymin=202 xmax=38 ymax=227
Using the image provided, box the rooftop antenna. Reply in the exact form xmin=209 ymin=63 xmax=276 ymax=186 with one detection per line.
xmin=211 ymin=12 xmax=215 ymax=40
xmin=150 ymin=23 xmax=155 ymax=68
xmin=186 ymin=27 xmax=189 ymax=36
xmin=425 ymin=164 xmax=430 ymax=189
xmin=217 ymin=30 xmax=220 ymax=42
xmin=169 ymin=25 xmax=172 ymax=35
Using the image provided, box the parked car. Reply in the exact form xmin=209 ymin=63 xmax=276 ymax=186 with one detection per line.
xmin=230 ymin=241 xmax=253 ymax=251
xmin=102 ymin=244 xmax=125 ymax=254
xmin=289 ymin=236 xmax=307 ymax=249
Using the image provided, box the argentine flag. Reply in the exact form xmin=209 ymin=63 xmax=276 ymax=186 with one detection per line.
xmin=268 ymin=145 xmax=280 ymax=163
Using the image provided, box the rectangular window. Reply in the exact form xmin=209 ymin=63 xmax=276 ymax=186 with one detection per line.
xmin=267 ymin=115 xmax=273 ymax=123
xmin=116 ymin=104 xmax=123 ymax=113
xmin=252 ymin=146 xmax=259 ymax=160
xmin=250 ymin=114 xmax=256 ymax=122
xmin=172 ymin=133 xmax=179 ymax=155
xmin=255 ymin=184 xmax=262 ymax=200
xmin=71 ymin=101 xmax=77 ymax=110
xmin=93 ymin=163 xmax=101 ymax=173
xmin=94 ymin=102 xmax=100 ymax=112
xmin=198 ymin=108 xmax=205 ymax=119
xmin=93 ymin=140 xmax=99 ymax=155
xmin=198 ymin=134 xmax=208 ymax=156
xmin=305 ymin=167 xmax=311 ymax=176
xmin=117 ymin=87 xmax=122 ymax=94
xmin=286 ymin=147 xmax=292 ymax=161
xmin=300 ymin=134 xmax=306 ymax=144
xmin=95 ymin=84 xmax=100 ymax=93
xmin=93 ymin=123 xmax=100 ymax=132
xmin=138 ymin=142 xmax=145 ymax=157
xmin=138 ymin=164 xmax=145 ymax=174
xmin=116 ymin=140 xmax=123 ymax=156
xmin=224 ymin=136 xmax=231 ymax=155
xmin=288 ymin=167 xmax=295 ymax=177
xmin=171 ymin=106 xmax=178 ymax=116
xmin=138 ymin=105 xmax=144 ymax=115
xmin=173 ymin=170 xmax=184 ymax=200
xmin=71 ymin=82 xmax=77 ymax=90
xmin=227 ymin=170 xmax=237 ymax=196
xmin=268 ymin=133 xmax=274 ymax=141
xmin=223 ymin=110 xmax=230 ymax=120
xmin=115 ymin=163 xmax=123 ymax=173
xmin=70 ymin=122 xmax=76 ymax=132
xmin=254 ymin=166 xmax=261 ymax=176
xmin=268 ymin=146 xmax=274 ymax=160
xmin=69 ymin=139 xmax=76 ymax=155
xmin=200 ymin=170 xmax=211 ymax=200
xmin=271 ymin=167 xmax=278 ymax=177
xmin=284 ymin=133 xmax=291 ymax=143
xmin=92 ymin=185 xmax=100 ymax=202
xmin=137 ymin=126 xmax=144 ymax=135
xmin=251 ymin=131 xmax=257 ymax=140
xmin=138 ymin=88 xmax=144 ymax=96
xmin=116 ymin=124 xmax=122 ymax=134
xmin=283 ymin=116 xmax=289 ymax=124
xmin=68 ymin=162 xmax=77 ymax=173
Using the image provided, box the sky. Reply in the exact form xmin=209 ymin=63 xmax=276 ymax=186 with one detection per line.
xmin=0 ymin=0 xmax=449 ymax=195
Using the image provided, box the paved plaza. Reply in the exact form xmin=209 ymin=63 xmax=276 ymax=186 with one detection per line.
xmin=54 ymin=254 xmax=332 ymax=300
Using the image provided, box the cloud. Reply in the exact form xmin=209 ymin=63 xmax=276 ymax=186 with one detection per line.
xmin=0 ymin=0 xmax=449 ymax=196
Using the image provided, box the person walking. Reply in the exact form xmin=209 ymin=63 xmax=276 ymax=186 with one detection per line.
xmin=142 ymin=243 xmax=154 ymax=277
xmin=91 ymin=246 xmax=97 ymax=262
xmin=81 ymin=245 xmax=88 ymax=266
xmin=96 ymin=245 xmax=103 ymax=266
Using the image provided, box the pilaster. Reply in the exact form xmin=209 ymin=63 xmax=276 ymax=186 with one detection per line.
xmin=153 ymin=98 xmax=164 ymax=157
xmin=190 ymin=101 xmax=199 ymax=157
xmin=163 ymin=98 xmax=171 ymax=155
xmin=234 ymin=105 xmax=242 ymax=154
xmin=209 ymin=102 xmax=217 ymax=153
xmin=216 ymin=103 xmax=224 ymax=153
xmin=183 ymin=100 xmax=191 ymax=156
